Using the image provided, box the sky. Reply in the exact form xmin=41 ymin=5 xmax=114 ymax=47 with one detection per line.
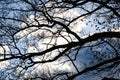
xmin=14 ymin=8 xmax=107 ymax=80
xmin=0 ymin=0 xmax=119 ymax=80
xmin=0 ymin=7 xmax=89 ymax=79
xmin=0 ymin=2 xmax=101 ymax=80
xmin=17 ymin=8 xmax=87 ymax=78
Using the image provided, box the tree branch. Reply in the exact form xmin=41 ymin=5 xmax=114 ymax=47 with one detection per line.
xmin=68 ymin=56 xmax=120 ymax=80
xmin=0 ymin=32 xmax=120 ymax=62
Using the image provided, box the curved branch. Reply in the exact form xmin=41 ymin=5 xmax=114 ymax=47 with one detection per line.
xmin=82 ymin=32 xmax=120 ymax=42
xmin=0 ymin=32 xmax=120 ymax=62
xmin=67 ymin=56 xmax=120 ymax=80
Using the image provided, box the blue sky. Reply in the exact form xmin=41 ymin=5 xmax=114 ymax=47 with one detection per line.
xmin=0 ymin=0 xmax=119 ymax=80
